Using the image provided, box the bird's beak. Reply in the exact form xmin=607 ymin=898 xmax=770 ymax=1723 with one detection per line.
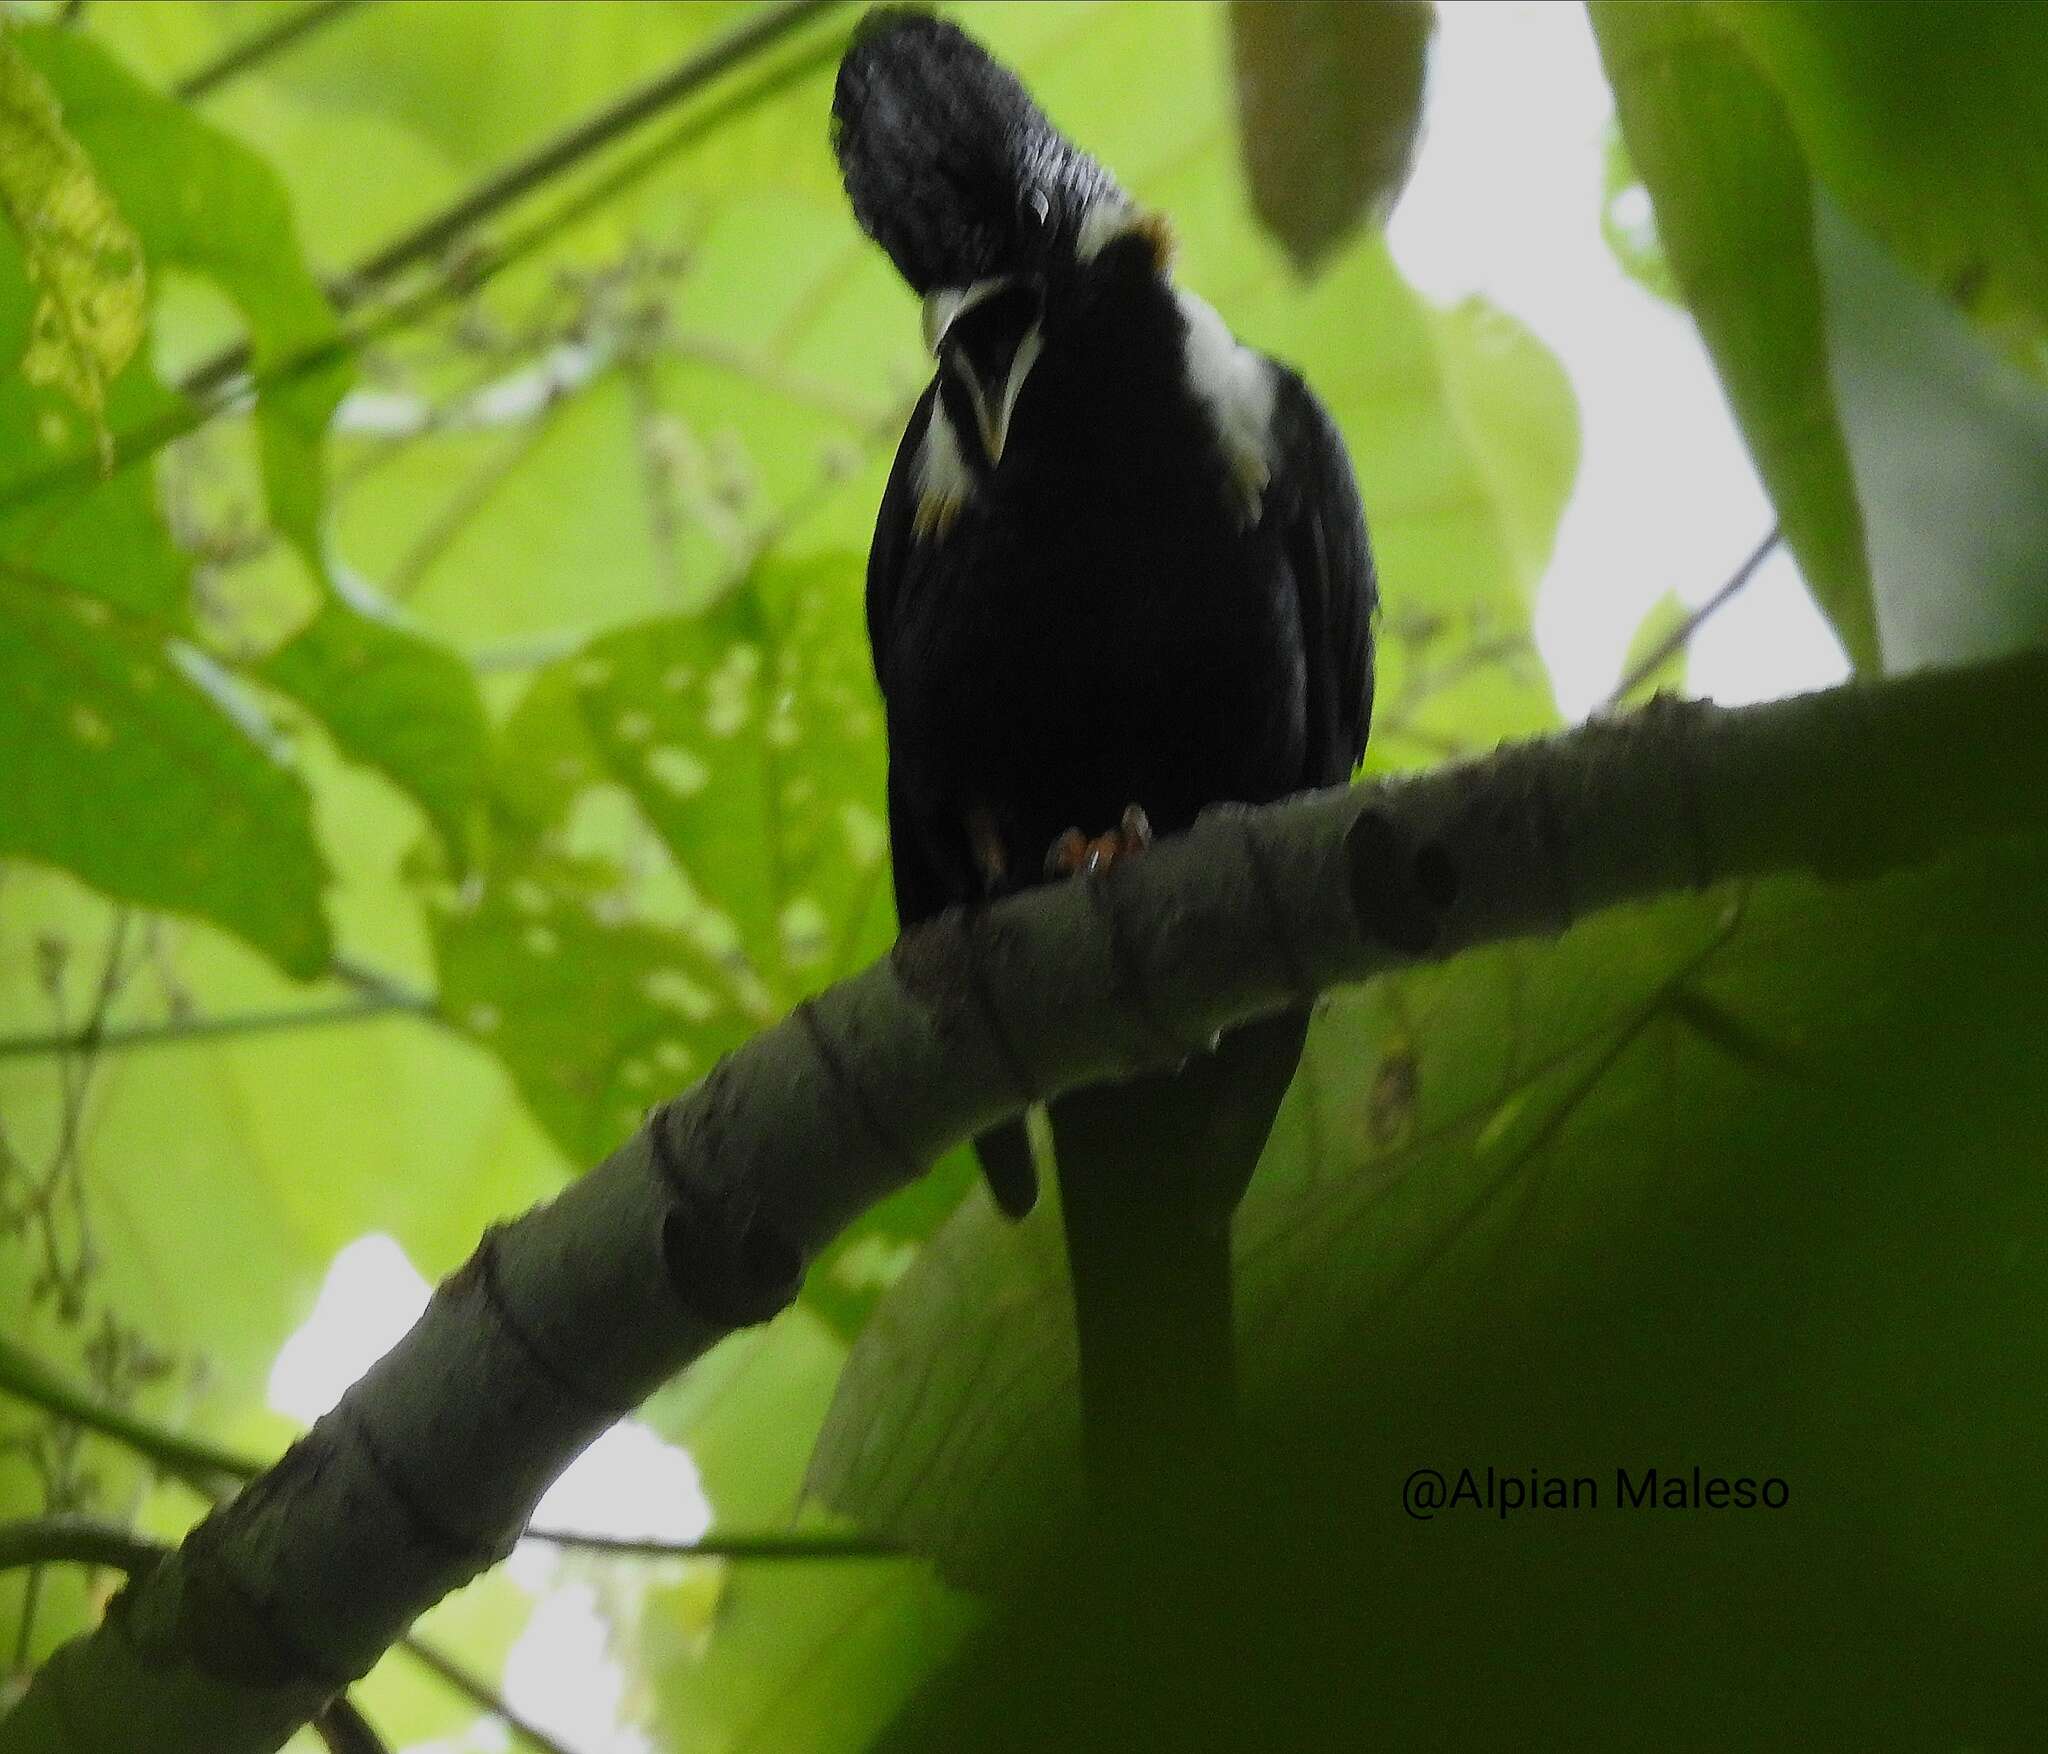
xmin=924 ymin=275 xmax=1046 ymax=466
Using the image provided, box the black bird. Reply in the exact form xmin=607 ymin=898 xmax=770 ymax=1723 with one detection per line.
xmin=833 ymin=8 xmax=1376 ymax=1502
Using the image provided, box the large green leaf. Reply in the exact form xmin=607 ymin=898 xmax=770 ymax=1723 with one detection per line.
xmin=1818 ymin=197 xmax=2048 ymax=670
xmin=1711 ymin=0 xmax=2048 ymax=366
xmin=810 ymin=831 xmax=2048 ymax=1667
xmin=1590 ymin=2 xmax=1878 ymax=673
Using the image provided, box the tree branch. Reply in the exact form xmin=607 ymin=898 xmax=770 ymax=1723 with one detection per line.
xmin=0 ymin=1518 xmax=388 ymax=1754
xmin=172 ymin=0 xmax=373 ymax=103
xmin=3 ymin=651 xmax=2043 ymax=1753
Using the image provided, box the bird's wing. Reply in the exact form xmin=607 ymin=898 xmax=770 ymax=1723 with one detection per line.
xmin=866 ymin=381 xmax=1041 ymax=1219
xmin=1269 ymin=365 xmax=1377 ymax=787
xmin=864 ymin=380 xmax=935 ymax=709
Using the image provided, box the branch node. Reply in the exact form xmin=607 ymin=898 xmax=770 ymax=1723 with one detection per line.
xmin=1081 ymin=868 xmax=1206 ymax=1065
xmin=890 ymin=910 xmax=1041 ymax=1106
xmin=1230 ymin=807 xmax=1319 ymax=1007
xmin=462 ymin=1230 xmax=631 ymax=1418
xmin=658 ymin=1196 xmax=803 ymax=1332
xmin=794 ymin=998 xmax=922 ymax=1182
xmin=340 ymin=1403 xmax=502 ymax=1569
xmin=1344 ymin=807 xmax=1453 ymax=954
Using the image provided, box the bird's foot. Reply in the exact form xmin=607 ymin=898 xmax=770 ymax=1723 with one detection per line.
xmin=1045 ymin=804 xmax=1152 ymax=879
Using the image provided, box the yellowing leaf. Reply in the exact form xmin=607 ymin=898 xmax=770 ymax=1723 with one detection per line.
xmin=0 ymin=26 xmax=143 ymax=455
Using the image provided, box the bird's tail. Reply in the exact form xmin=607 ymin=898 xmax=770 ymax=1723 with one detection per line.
xmin=1049 ymin=1010 xmax=1309 ymax=1518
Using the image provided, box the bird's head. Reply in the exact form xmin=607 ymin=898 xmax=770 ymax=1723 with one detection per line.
xmin=832 ymin=7 xmax=1175 ymax=468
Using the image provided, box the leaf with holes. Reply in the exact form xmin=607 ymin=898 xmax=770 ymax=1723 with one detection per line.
xmin=493 ymin=552 xmax=890 ymax=996
xmin=430 ymin=846 xmax=754 ymax=1165
xmin=0 ymin=28 xmax=143 ymax=451
xmin=0 ymin=568 xmax=329 ymax=978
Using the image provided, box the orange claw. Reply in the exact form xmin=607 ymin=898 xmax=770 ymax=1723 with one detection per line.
xmin=1045 ymin=804 xmax=1153 ymax=879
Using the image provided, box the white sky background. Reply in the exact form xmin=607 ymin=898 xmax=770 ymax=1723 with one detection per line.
xmin=265 ymin=11 xmax=1856 ymax=1751
xmin=1385 ymin=0 xmax=1849 ymax=715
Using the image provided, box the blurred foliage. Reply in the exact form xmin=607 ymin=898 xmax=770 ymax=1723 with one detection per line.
xmin=1228 ymin=0 xmax=1433 ymax=275
xmin=0 ymin=2 xmax=2040 ymax=1749
xmin=1591 ymin=3 xmax=1877 ymax=674
xmin=1594 ymin=0 xmax=2048 ymax=679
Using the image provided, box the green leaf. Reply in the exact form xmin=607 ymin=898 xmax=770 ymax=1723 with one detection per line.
xmin=1818 ymin=197 xmax=2048 ymax=670
xmin=1599 ymin=124 xmax=1679 ymax=307
xmin=0 ymin=24 xmax=143 ymax=453
xmin=810 ymin=836 xmax=2048 ymax=1635
xmin=10 ymin=26 xmax=345 ymax=534
xmin=1710 ymin=0 xmax=2048 ymax=367
xmin=257 ymin=594 xmax=489 ymax=868
xmin=650 ymin=1560 xmax=974 ymax=1754
xmin=1613 ymin=588 xmax=1689 ymax=706
xmin=0 ymin=567 xmax=329 ymax=978
xmin=431 ymin=845 xmax=753 ymax=1165
xmin=1227 ymin=0 xmax=1434 ymax=275
xmin=10 ymin=25 xmax=488 ymax=862
xmin=442 ymin=552 xmax=926 ymax=1329
xmin=1589 ymin=3 xmax=1879 ymax=673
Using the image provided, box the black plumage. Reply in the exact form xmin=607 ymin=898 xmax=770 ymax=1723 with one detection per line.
xmin=835 ymin=8 xmax=1376 ymax=1499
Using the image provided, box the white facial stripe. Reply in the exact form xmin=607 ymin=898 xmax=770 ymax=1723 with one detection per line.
xmin=989 ymin=325 xmax=1043 ymax=463
xmin=921 ymin=275 xmax=1013 ymax=356
xmin=1175 ymin=287 xmax=1277 ymax=528
xmin=913 ymin=397 xmax=974 ymax=540
xmin=946 ymin=322 xmax=1042 ymax=466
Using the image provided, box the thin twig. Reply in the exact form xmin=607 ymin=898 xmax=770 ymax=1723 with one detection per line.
xmin=311 ymin=1697 xmax=390 ymax=1754
xmin=519 ymin=1525 xmax=904 ymax=1561
xmin=1604 ymin=524 xmax=1783 ymax=710
xmin=397 ymin=1634 xmax=581 ymax=1754
xmin=0 ymin=23 xmax=851 ymax=524
xmin=0 ymin=1335 xmax=261 ymax=1490
xmin=0 ymin=987 xmax=437 ymax=1065
xmin=180 ymin=0 xmax=847 ymax=400
xmin=173 ymin=0 xmax=373 ymax=103
xmin=0 ymin=1513 xmax=165 ymax=1578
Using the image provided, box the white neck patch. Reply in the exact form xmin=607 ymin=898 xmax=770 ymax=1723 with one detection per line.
xmin=1175 ymin=287 xmax=1276 ymax=529
xmin=913 ymin=397 xmax=974 ymax=541
xmin=1076 ymin=195 xmax=1140 ymax=263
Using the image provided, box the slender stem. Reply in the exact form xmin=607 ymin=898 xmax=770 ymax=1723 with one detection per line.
xmin=180 ymin=0 xmax=847 ymax=400
xmin=1605 ymin=524 xmax=1784 ymax=709
xmin=0 ymin=1515 xmax=165 ymax=1579
xmin=0 ymin=990 xmax=434 ymax=1064
xmin=396 ymin=1635 xmax=580 ymax=1754
xmin=173 ymin=0 xmax=373 ymax=102
xmin=311 ymin=1697 xmax=390 ymax=1754
xmin=0 ymin=1335 xmax=261 ymax=1488
xmin=518 ymin=1526 xmax=904 ymax=1561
